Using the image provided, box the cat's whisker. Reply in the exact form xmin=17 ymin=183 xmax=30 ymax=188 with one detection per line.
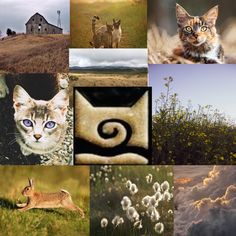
xmin=8 ymin=138 xmax=17 ymax=145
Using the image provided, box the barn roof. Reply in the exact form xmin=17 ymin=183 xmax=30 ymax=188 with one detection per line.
xmin=25 ymin=12 xmax=62 ymax=30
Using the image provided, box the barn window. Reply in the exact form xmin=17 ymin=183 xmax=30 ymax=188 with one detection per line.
xmin=45 ymin=28 xmax=47 ymax=31
xmin=32 ymin=18 xmax=34 ymax=21
xmin=40 ymin=18 xmax=42 ymax=21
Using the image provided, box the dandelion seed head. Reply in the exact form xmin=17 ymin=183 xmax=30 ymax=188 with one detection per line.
xmin=154 ymin=191 xmax=162 ymax=202
xmin=130 ymin=183 xmax=138 ymax=195
xmin=154 ymin=222 xmax=164 ymax=234
xmin=126 ymin=207 xmax=139 ymax=222
xmin=153 ymin=182 xmax=161 ymax=193
xmin=146 ymin=174 xmax=153 ymax=184
xmin=112 ymin=216 xmax=124 ymax=227
xmin=101 ymin=218 xmax=108 ymax=228
xmin=105 ymin=177 xmax=109 ymax=183
xmin=121 ymin=196 xmax=132 ymax=211
xmin=146 ymin=206 xmax=160 ymax=222
xmin=168 ymin=209 xmax=173 ymax=214
xmin=150 ymin=208 xmax=160 ymax=222
xmin=142 ymin=195 xmax=151 ymax=207
xmin=149 ymin=196 xmax=158 ymax=207
xmin=126 ymin=180 xmax=132 ymax=189
xmin=162 ymin=191 xmax=171 ymax=202
xmin=161 ymin=181 xmax=170 ymax=192
xmin=134 ymin=220 xmax=143 ymax=229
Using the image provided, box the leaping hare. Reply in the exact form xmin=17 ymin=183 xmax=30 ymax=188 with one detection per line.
xmin=17 ymin=178 xmax=85 ymax=218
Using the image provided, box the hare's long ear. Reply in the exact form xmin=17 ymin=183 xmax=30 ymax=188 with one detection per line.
xmin=28 ymin=178 xmax=34 ymax=189
xmin=113 ymin=19 xmax=116 ymax=24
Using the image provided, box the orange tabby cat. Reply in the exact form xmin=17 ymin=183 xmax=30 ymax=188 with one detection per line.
xmin=174 ymin=4 xmax=224 ymax=64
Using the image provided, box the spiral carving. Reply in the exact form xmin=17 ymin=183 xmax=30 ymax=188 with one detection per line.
xmin=97 ymin=119 xmax=132 ymax=148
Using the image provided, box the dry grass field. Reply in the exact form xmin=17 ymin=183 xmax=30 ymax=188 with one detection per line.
xmin=69 ymin=71 xmax=147 ymax=103
xmin=0 ymin=34 xmax=69 ymax=73
xmin=70 ymin=0 xmax=147 ymax=48
xmin=69 ymin=72 xmax=147 ymax=86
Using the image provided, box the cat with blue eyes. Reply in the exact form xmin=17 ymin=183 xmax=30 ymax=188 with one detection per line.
xmin=13 ymin=85 xmax=69 ymax=156
xmin=0 ymin=73 xmax=69 ymax=160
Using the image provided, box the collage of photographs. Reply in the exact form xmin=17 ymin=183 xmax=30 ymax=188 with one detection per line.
xmin=0 ymin=0 xmax=236 ymax=235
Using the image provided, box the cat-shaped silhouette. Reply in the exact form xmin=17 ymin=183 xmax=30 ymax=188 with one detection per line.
xmin=74 ymin=88 xmax=151 ymax=164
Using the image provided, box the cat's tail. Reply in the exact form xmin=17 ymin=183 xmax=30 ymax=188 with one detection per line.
xmin=92 ymin=15 xmax=100 ymax=35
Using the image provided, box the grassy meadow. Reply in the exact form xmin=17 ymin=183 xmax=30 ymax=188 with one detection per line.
xmin=0 ymin=166 xmax=89 ymax=236
xmin=90 ymin=165 xmax=174 ymax=236
xmin=152 ymin=77 xmax=236 ymax=164
xmin=70 ymin=0 xmax=147 ymax=48
xmin=0 ymin=34 xmax=69 ymax=73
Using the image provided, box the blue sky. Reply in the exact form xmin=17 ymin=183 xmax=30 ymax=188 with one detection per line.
xmin=149 ymin=64 xmax=236 ymax=122
xmin=0 ymin=0 xmax=69 ymax=35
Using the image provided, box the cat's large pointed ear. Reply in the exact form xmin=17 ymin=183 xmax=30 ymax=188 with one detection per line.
xmin=176 ymin=3 xmax=191 ymax=25
xmin=48 ymin=89 xmax=69 ymax=117
xmin=202 ymin=5 xmax=218 ymax=26
xmin=13 ymin=85 xmax=34 ymax=111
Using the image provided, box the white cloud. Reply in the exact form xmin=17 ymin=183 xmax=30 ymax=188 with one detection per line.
xmin=69 ymin=49 xmax=147 ymax=68
xmin=174 ymin=166 xmax=236 ymax=236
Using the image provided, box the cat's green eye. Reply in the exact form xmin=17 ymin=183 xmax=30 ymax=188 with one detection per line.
xmin=201 ymin=26 xmax=208 ymax=32
xmin=184 ymin=26 xmax=192 ymax=33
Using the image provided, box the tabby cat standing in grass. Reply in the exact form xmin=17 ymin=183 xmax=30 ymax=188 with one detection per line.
xmin=90 ymin=15 xmax=114 ymax=48
xmin=174 ymin=4 xmax=224 ymax=64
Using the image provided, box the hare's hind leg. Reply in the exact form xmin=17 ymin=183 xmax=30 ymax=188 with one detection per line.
xmin=62 ymin=199 xmax=85 ymax=217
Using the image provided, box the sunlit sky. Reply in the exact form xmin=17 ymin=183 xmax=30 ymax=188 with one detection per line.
xmin=0 ymin=0 xmax=69 ymax=35
xmin=149 ymin=64 xmax=236 ymax=122
xmin=70 ymin=49 xmax=147 ymax=68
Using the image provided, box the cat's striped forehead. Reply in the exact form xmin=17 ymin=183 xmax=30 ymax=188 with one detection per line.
xmin=187 ymin=17 xmax=204 ymax=26
xmin=30 ymin=107 xmax=51 ymax=120
xmin=28 ymin=105 xmax=56 ymax=121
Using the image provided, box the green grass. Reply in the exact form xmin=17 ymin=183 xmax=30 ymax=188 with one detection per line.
xmin=70 ymin=1 xmax=147 ymax=48
xmin=0 ymin=166 xmax=89 ymax=236
xmin=90 ymin=166 xmax=174 ymax=236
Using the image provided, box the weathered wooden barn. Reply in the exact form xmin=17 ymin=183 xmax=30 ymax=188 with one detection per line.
xmin=25 ymin=13 xmax=63 ymax=34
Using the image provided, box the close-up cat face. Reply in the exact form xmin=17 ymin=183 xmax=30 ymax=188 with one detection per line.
xmin=176 ymin=4 xmax=219 ymax=47
xmin=13 ymin=85 xmax=69 ymax=156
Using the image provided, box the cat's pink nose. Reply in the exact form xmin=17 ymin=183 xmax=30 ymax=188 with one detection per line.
xmin=34 ymin=134 xmax=42 ymax=141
